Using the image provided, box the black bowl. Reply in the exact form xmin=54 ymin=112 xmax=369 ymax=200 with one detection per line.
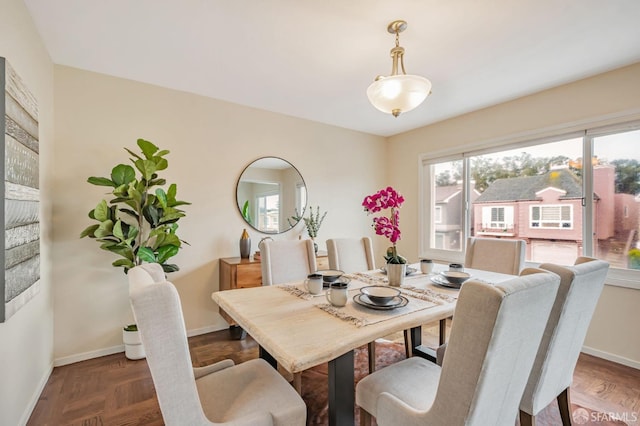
xmin=318 ymin=269 xmax=344 ymax=283
xmin=440 ymin=271 xmax=471 ymax=286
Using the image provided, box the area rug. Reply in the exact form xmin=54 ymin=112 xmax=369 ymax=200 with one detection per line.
xmin=300 ymin=341 xmax=627 ymax=426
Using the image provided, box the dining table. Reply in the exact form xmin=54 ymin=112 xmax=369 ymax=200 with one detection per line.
xmin=211 ymin=262 xmax=515 ymax=426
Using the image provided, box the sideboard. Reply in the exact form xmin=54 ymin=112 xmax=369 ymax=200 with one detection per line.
xmin=218 ymin=252 xmax=329 ymax=330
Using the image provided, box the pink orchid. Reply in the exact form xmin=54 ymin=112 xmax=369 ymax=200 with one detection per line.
xmin=362 ymin=187 xmax=404 ymax=252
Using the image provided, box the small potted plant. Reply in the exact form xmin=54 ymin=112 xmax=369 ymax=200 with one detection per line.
xmin=80 ymin=138 xmax=190 ymax=359
xmin=289 ymin=206 xmax=327 ymax=253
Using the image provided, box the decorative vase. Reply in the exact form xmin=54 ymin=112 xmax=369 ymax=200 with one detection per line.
xmin=311 ymin=238 xmax=318 ymax=254
xmin=386 ymin=263 xmax=406 ymax=287
xmin=240 ymin=229 xmax=251 ymax=259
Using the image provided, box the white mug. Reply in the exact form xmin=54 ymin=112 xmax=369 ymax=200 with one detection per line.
xmin=304 ymin=273 xmax=323 ymax=295
xmin=326 ymin=282 xmax=349 ymax=307
xmin=420 ymin=259 xmax=434 ymax=274
xmin=449 ymin=263 xmax=464 ymax=272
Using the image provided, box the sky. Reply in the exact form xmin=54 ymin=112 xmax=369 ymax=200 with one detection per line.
xmin=479 ymin=129 xmax=640 ymax=163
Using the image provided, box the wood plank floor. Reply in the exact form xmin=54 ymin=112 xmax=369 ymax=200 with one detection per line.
xmin=28 ymin=326 xmax=640 ymax=425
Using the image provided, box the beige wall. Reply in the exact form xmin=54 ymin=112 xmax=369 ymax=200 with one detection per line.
xmin=52 ymin=65 xmax=386 ymax=363
xmin=0 ymin=0 xmax=55 ymax=425
xmin=2 ymin=5 xmax=639 ymax=420
xmin=388 ymin=62 xmax=640 ymax=366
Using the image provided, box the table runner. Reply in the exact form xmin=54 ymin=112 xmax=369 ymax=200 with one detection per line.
xmin=278 ymin=272 xmax=457 ymax=327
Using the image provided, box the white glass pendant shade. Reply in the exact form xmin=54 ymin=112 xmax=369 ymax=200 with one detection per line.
xmin=367 ymin=74 xmax=432 ymax=116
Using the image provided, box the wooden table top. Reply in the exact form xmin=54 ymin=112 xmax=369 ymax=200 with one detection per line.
xmin=211 ymin=263 xmax=514 ymax=374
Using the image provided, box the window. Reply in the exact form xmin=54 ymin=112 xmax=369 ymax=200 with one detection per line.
xmin=420 ymin=120 xmax=640 ymax=286
xmin=422 ymin=159 xmax=464 ymax=254
xmin=256 ymin=193 xmax=280 ymax=233
xmin=434 ymin=206 xmax=443 ymax=224
xmin=530 ymin=205 xmax=572 ymax=229
xmin=481 ymin=206 xmax=514 ymax=230
xmin=296 ymin=183 xmax=307 ymax=215
xmin=592 ymin=128 xmax=640 ymax=270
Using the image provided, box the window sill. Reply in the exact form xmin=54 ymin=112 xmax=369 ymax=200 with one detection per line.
xmin=476 ymin=231 xmax=516 ymax=237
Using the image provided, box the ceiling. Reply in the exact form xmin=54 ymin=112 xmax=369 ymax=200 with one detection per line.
xmin=23 ymin=0 xmax=640 ymax=137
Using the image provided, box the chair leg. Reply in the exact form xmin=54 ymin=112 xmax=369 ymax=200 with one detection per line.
xmin=519 ymin=410 xmax=535 ymax=426
xmin=403 ymin=329 xmax=411 ymax=358
xmin=557 ymin=387 xmax=572 ymax=426
xmin=359 ymin=407 xmax=372 ymax=426
xmin=368 ymin=341 xmax=376 ymax=373
xmin=292 ymin=372 xmax=302 ymax=395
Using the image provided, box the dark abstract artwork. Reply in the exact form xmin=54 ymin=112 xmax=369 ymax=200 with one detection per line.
xmin=1 ymin=57 xmax=40 ymax=322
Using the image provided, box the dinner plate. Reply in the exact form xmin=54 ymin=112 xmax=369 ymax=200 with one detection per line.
xmin=380 ymin=266 xmax=418 ymax=276
xmin=353 ymin=294 xmax=409 ymax=310
xmin=431 ymin=274 xmax=463 ymax=289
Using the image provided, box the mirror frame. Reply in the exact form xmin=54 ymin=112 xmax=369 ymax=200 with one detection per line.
xmin=235 ymin=156 xmax=307 ymax=234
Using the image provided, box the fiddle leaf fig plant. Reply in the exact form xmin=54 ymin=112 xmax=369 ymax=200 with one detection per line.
xmin=80 ymin=138 xmax=190 ymax=273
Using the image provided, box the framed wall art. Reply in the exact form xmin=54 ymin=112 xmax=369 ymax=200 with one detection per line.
xmin=1 ymin=57 xmax=40 ymax=322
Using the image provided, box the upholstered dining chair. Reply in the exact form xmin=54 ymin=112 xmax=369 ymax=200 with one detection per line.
xmin=519 ymin=257 xmax=609 ymax=426
xmin=327 ymin=237 xmax=386 ymax=373
xmin=430 ymin=237 xmax=528 ymax=354
xmin=326 ymin=237 xmax=375 ymax=273
xmin=260 ymin=239 xmax=316 ymax=286
xmin=259 ymin=238 xmax=316 ymax=391
xmin=356 ymin=269 xmax=560 ymax=426
xmin=465 ymin=237 xmax=526 ymax=275
xmin=127 ymin=262 xmax=166 ymax=292
xmin=128 ymin=265 xmax=307 ymax=426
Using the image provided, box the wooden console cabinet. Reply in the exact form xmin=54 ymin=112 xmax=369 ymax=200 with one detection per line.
xmin=218 ymin=252 xmax=329 ymax=325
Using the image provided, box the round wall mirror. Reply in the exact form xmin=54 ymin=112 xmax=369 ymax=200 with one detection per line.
xmin=236 ymin=157 xmax=307 ymax=234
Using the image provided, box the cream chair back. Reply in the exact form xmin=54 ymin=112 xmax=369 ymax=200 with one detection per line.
xmin=260 ymin=239 xmax=316 ymax=285
xmin=326 ymin=237 xmax=375 ymax=273
xmin=465 ymin=237 xmax=526 ymax=275
xmin=520 ymin=257 xmax=609 ymax=420
xmin=127 ymin=263 xmax=166 ymax=294
xmin=430 ymin=269 xmax=559 ymax=425
xmin=130 ymin=267 xmax=306 ymax=425
xmin=131 ymin=281 xmax=212 ymax=425
xmin=357 ymin=269 xmax=560 ymax=426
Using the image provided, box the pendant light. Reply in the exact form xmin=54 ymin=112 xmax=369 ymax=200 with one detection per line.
xmin=367 ymin=20 xmax=432 ymax=117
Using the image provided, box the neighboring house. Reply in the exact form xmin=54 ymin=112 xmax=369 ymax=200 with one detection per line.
xmin=435 ymin=184 xmax=480 ymax=250
xmin=615 ymin=193 xmax=640 ymax=240
xmin=472 ymin=166 xmax=619 ymax=264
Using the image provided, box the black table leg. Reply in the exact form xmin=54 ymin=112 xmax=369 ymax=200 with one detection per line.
xmin=328 ymin=350 xmax=354 ymax=426
xmin=409 ymin=325 xmax=422 ymax=355
xmin=411 ymin=324 xmax=438 ymax=362
xmin=259 ymin=345 xmax=277 ymax=369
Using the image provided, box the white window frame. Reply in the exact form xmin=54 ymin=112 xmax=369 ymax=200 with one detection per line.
xmin=481 ymin=205 xmax=514 ymax=229
xmin=256 ymin=191 xmax=280 ymax=233
xmin=419 ymin=117 xmax=640 ymax=290
xmin=530 ymin=204 xmax=573 ymax=230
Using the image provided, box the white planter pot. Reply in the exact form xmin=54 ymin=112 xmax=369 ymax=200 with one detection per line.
xmin=386 ymin=263 xmax=406 ymax=287
xmin=123 ymin=329 xmax=146 ymax=360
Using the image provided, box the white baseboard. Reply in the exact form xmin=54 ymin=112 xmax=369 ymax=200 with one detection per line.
xmin=54 ymin=344 xmax=124 ymax=367
xmin=53 ymin=324 xmax=229 ymax=367
xmin=582 ymin=345 xmax=640 ymax=370
xmin=18 ymin=362 xmax=53 ymax=426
